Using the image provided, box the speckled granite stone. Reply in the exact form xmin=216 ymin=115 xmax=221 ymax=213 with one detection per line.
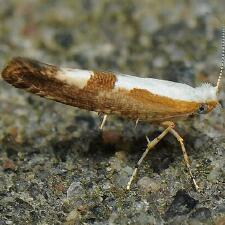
xmin=0 ymin=1 xmax=225 ymax=224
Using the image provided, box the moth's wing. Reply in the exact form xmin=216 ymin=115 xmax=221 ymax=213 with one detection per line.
xmin=2 ymin=57 xmax=198 ymax=123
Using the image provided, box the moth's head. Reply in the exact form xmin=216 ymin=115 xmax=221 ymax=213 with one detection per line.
xmin=195 ymin=100 xmax=218 ymax=115
xmin=189 ymin=83 xmax=218 ymax=117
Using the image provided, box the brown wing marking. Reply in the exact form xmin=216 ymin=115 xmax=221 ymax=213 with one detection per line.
xmin=83 ymin=71 xmax=117 ymax=91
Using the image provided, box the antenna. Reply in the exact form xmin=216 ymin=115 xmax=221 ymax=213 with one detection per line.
xmin=216 ymin=27 xmax=225 ymax=93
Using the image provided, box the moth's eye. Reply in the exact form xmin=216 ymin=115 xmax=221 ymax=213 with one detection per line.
xmin=197 ymin=104 xmax=208 ymax=114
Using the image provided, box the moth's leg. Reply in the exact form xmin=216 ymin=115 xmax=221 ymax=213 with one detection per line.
xmin=169 ymin=129 xmax=200 ymax=192
xmin=126 ymin=121 xmax=175 ymax=190
xmin=135 ymin=118 xmax=139 ymax=129
xmin=99 ymin=114 xmax=107 ymax=130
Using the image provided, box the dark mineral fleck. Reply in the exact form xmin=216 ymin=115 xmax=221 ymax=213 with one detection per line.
xmin=164 ymin=190 xmax=198 ymax=220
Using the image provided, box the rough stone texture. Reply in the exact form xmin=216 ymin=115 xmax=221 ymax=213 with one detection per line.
xmin=0 ymin=1 xmax=225 ymax=225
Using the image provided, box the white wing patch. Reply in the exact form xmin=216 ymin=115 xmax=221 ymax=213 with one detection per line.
xmin=57 ymin=68 xmax=93 ymax=89
xmin=115 ymin=73 xmax=217 ymax=102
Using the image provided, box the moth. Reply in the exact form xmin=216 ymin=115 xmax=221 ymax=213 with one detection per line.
xmin=1 ymin=29 xmax=224 ymax=191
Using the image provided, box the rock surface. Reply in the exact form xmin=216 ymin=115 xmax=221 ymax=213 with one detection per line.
xmin=0 ymin=1 xmax=225 ymax=224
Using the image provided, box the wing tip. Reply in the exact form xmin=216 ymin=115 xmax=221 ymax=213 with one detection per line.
xmin=1 ymin=57 xmax=58 ymax=87
xmin=2 ymin=57 xmax=37 ymax=81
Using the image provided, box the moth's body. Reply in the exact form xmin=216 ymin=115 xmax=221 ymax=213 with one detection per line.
xmin=1 ymin=57 xmax=218 ymax=123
